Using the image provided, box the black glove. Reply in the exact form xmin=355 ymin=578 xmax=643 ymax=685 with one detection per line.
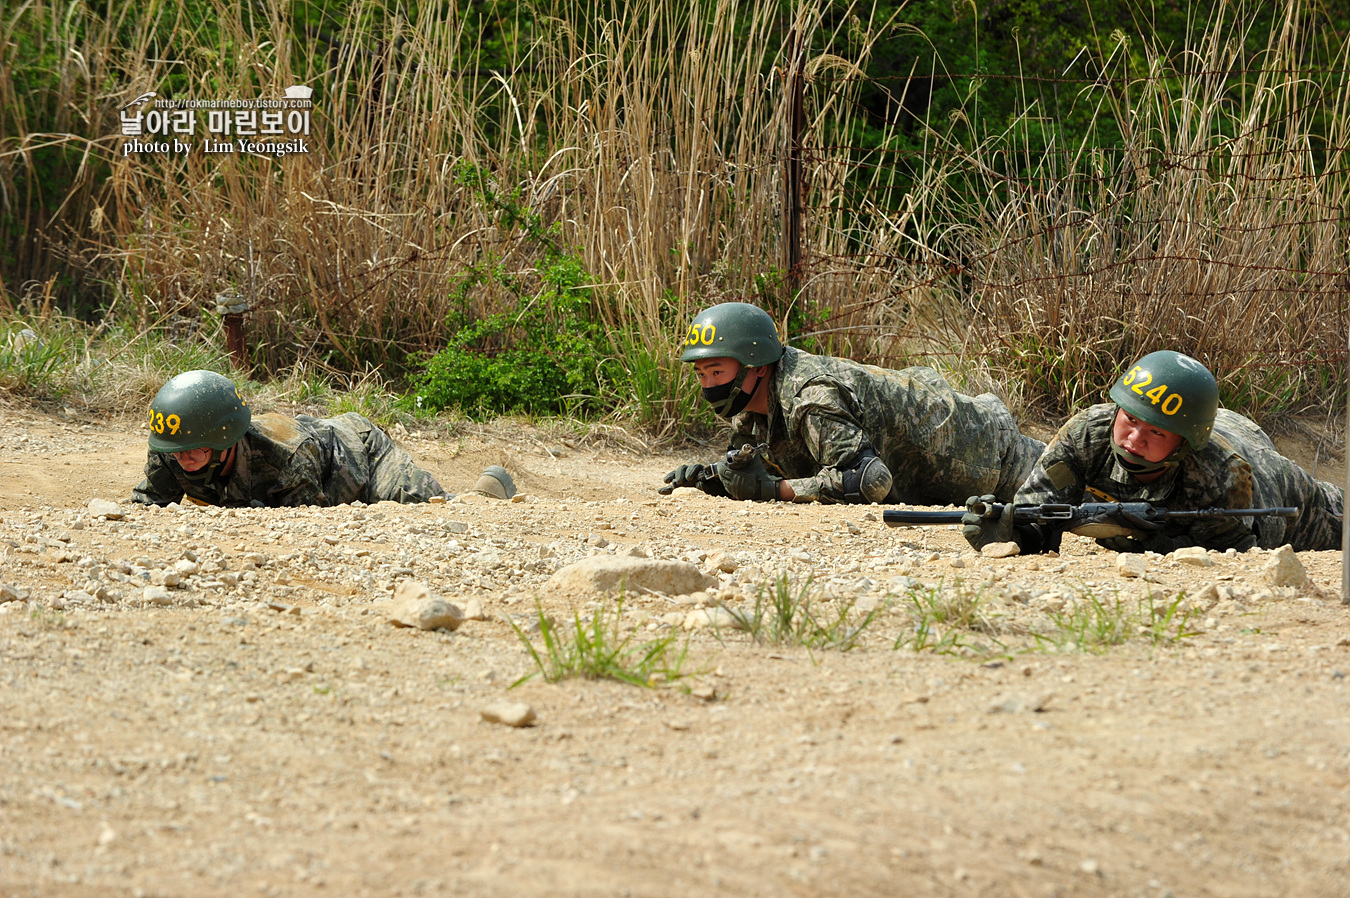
xmin=661 ymin=463 xmax=725 ymax=496
xmin=716 ymin=456 xmax=782 ymax=501
xmin=961 ymin=494 xmax=1016 ymax=551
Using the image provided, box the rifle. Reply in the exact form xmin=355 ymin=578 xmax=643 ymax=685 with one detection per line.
xmin=883 ymin=501 xmax=1298 ymax=538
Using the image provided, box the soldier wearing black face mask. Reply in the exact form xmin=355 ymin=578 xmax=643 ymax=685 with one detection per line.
xmin=662 ymin=302 xmax=1045 ymax=505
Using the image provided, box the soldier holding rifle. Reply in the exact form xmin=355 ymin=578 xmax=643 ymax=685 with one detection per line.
xmin=960 ymin=351 xmax=1344 ymax=554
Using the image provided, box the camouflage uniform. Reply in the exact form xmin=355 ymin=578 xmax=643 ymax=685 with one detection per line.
xmin=131 ymin=412 xmax=446 ymax=508
xmin=1016 ymin=404 xmax=1344 ymax=552
xmin=726 ymin=347 xmax=1045 ymax=504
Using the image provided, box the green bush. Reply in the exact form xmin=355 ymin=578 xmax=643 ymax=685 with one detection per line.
xmin=405 ymin=163 xmax=609 ymax=419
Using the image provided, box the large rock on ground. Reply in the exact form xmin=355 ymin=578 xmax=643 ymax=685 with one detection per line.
xmin=1263 ymin=545 xmax=1312 ymax=591
xmin=545 ymin=556 xmax=714 ymax=597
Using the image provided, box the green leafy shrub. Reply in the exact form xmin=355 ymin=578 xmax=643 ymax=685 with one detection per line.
xmin=405 ymin=163 xmax=609 ymax=419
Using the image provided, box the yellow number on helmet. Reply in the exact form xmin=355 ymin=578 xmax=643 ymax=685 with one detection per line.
xmin=151 ymin=411 xmax=165 ymax=434
xmin=1145 ymin=384 xmax=1168 ymax=405
xmin=1123 ymin=365 xmax=1142 ymax=385
xmin=700 ymin=323 xmax=716 ymax=345
xmin=1129 ymin=370 xmax=1154 ymax=395
xmin=1161 ymin=393 xmax=1183 ymax=415
xmin=685 ymin=325 xmax=700 ymax=346
xmin=235 ymin=387 xmax=247 ymax=406
xmin=165 ymin=414 xmax=181 ymax=435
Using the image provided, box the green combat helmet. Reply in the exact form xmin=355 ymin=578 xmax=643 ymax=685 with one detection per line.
xmin=147 ymin=370 xmax=251 ymax=453
xmin=680 ymin=302 xmax=784 ymax=367
xmin=1109 ymin=350 xmax=1218 ymax=473
xmin=680 ymin=303 xmax=784 ymax=417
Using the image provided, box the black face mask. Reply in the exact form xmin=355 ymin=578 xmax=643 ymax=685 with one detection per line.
xmin=702 ymin=368 xmax=760 ymax=418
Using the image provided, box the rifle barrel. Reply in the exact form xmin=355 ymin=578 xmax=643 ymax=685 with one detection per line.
xmin=883 ymin=509 xmax=966 ymax=527
xmin=1163 ymin=506 xmax=1299 ymax=518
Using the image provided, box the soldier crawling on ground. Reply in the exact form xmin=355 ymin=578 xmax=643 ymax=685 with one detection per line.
xmin=961 ymin=351 xmax=1344 ymax=554
xmin=131 ymin=370 xmax=515 ymax=508
xmin=662 ymin=302 xmax=1046 ymax=505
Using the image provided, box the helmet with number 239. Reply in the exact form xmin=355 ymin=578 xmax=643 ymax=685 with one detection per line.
xmin=147 ymin=370 xmax=251 ymax=453
xmin=1109 ymin=350 xmax=1219 ymax=450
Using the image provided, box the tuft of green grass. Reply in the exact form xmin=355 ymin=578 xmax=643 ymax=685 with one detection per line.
xmin=507 ymin=598 xmax=694 ymax=688
xmin=896 ymin=578 xmax=1006 ymax=657
xmin=726 ymin=572 xmax=881 ymax=653
xmin=1029 ymin=588 xmax=1201 ymax=654
xmin=0 ymin=320 xmax=78 ymax=399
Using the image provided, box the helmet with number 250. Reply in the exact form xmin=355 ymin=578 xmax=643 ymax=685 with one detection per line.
xmin=679 ymin=302 xmax=784 ymax=367
xmin=147 ymin=370 xmax=251 ymax=453
xmin=1109 ymin=351 xmax=1218 ymax=450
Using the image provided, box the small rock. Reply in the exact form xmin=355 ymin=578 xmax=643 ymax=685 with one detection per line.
xmin=1173 ymin=547 xmax=1214 ymax=567
xmin=0 ymin=583 xmax=25 ymax=603
xmin=1263 ymin=545 xmax=1312 ymax=590
xmin=87 ymin=498 xmax=125 ymax=520
xmin=948 ymin=556 xmax=966 ymax=569
xmin=683 ymin=607 xmax=745 ymax=631
xmin=1116 ymin=554 xmax=1146 ymax=578
xmin=703 ymin=551 xmax=738 ymax=573
xmin=174 ymin=559 xmax=200 ymax=577
xmin=389 ymin=580 xmax=465 ymax=631
xmin=586 ymin=534 xmax=610 ymax=548
xmin=480 ymin=702 xmax=537 ymax=728
xmin=1189 ymin=583 xmax=1220 ymax=612
xmin=987 ymin=693 xmax=1053 ymax=714
xmin=151 ymin=569 xmax=181 ymax=588
xmin=618 ymin=544 xmax=649 ymax=559
xmin=144 ymin=586 xmax=173 ymax=605
xmin=980 ymin=541 xmax=1021 ymax=558
xmin=462 ymin=598 xmax=487 ymax=621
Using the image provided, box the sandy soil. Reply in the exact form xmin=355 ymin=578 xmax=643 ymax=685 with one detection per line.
xmin=2 ymin=407 xmax=1349 ymax=898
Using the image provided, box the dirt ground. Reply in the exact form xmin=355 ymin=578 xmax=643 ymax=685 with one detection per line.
xmin=2 ymin=406 xmax=1349 ymax=898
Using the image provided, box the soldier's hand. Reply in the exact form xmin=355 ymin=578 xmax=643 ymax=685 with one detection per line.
xmin=660 ymin=463 xmax=725 ymax=496
xmin=716 ymin=456 xmax=782 ymax=501
xmin=961 ymin=494 xmax=1016 ymax=550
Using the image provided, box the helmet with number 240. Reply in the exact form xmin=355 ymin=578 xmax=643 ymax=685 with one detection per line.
xmin=1109 ymin=350 xmax=1219 ymax=450
xmin=146 ymin=370 xmax=251 ymax=453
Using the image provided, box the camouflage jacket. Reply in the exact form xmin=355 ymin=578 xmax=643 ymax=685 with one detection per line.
xmin=726 ymin=347 xmax=1045 ymax=504
xmin=1015 ymin=404 xmax=1343 ymax=552
xmin=130 ymin=412 xmax=445 ymax=508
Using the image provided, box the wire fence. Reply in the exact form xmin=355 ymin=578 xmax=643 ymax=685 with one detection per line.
xmin=774 ymin=50 xmax=1350 ymax=434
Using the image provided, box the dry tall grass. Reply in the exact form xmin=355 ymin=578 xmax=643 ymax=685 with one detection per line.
xmin=940 ymin=3 xmax=1350 ymax=419
xmin=2 ymin=0 xmax=1347 ymax=428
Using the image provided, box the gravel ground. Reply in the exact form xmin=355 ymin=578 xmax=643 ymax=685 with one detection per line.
xmin=2 ymin=408 xmax=1349 ymax=897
